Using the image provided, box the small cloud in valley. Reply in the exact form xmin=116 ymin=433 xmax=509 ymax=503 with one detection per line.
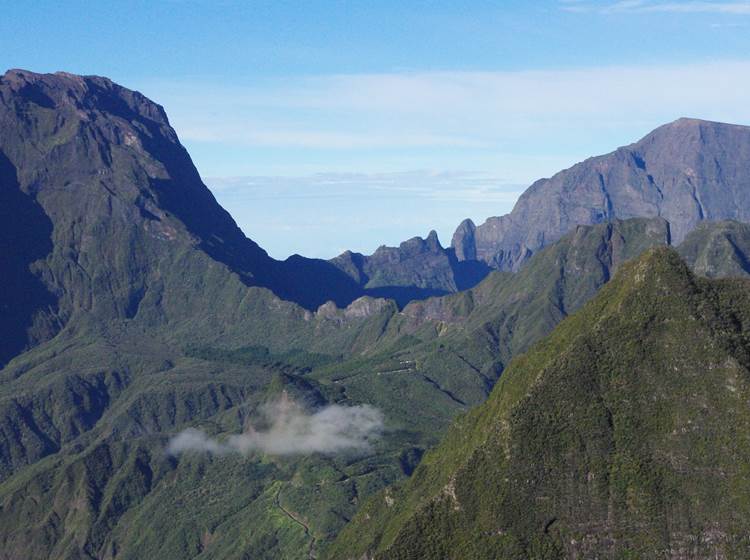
xmin=167 ymin=398 xmax=385 ymax=457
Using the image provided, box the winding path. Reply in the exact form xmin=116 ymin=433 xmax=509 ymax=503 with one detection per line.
xmin=275 ymin=487 xmax=317 ymax=559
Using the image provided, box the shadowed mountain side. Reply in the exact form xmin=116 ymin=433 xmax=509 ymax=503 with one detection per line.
xmin=452 ymin=118 xmax=750 ymax=271
xmin=0 ymin=152 xmax=57 ymax=366
xmin=331 ymin=230 xmax=492 ymax=307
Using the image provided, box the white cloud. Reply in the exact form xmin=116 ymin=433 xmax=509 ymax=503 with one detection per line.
xmin=178 ymin=126 xmax=482 ymax=150
xmin=206 ymin=170 xmax=523 ymax=204
xmin=564 ymin=1 xmax=750 ymax=14
xmin=145 ymin=61 xmax=750 ymax=157
xmin=167 ymin=398 xmax=384 ymax=456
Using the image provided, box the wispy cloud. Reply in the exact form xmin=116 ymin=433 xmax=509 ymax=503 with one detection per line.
xmin=563 ymin=1 xmax=750 ymax=14
xmin=147 ymin=61 xmax=750 ymax=161
xmin=167 ymin=398 xmax=384 ymax=456
xmin=180 ymin=127 xmax=482 ymax=150
xmin=205 ymin=171 xmax=525 ymax=258
xmin=207 ymin=171 xmax=522 ymax=204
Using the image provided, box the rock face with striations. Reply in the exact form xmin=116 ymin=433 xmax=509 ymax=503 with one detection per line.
xmin=452 ymin=118 xmax=750 ymax=270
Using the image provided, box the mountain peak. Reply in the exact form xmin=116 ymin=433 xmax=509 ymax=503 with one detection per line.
xmin=425 ymin=229 xmax=441 ymax=249
xmin=612 ymin=246 xmax=694 ymax=296
xmin=451 ymin=218 xmax=477 ymax=261
xmin=3 ymin=67 xmax=113 ymax=86
xmin=1 ymin=68 xmax=170 ymax=127
xmin=668 ymin=116 xmax=715 ymax=126
xmin=639 ymin=116 xmax=749 ymax=142
xmin=666 ymin=116 xmax=742 ymax=128
xmin=453 ymin=117 xmax=750 ymax=270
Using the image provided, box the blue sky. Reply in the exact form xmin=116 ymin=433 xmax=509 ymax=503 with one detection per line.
xmin=3 ymin=1 xmax=750 ymax=258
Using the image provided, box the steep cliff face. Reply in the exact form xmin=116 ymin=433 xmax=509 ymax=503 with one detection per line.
xmin=0 ymin=69 xmax=220 ymax=362
xmin=452 ymin=118 xmax=750 ymax=270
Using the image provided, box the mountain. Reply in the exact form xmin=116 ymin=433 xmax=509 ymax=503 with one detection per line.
xmin=330 ymin=230 xmax=491 ymax=307
xmin=0 ymin=68 xmax=378 ymax=365
xmin=452 ymin=118 xmax=750 ymax=271
xmin=343 ymin=118 xmax=750 ymax=293
xmin=678 ymin=219 xmax=750 ymax=279
xmin=0 ymin=70 xmax=414 ymax=559
xmin=328 ymin=248 xmax=750 ymax=559
xmin=2 ymin=67 xmax=492 ymax=349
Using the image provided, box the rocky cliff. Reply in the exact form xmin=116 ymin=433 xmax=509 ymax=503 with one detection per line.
xmin=452 ymin=118 xmax=750 ymax=270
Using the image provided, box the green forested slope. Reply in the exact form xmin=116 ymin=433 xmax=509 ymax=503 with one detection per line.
xmin=328 ymin=248 xmax=750 ymax=559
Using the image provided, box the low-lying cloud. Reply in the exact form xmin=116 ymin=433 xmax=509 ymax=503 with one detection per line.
xmin=167 ymin=399 xmax=384 ymax=457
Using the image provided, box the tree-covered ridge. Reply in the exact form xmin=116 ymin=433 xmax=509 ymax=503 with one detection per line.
xmin=328 ymin=248 xmax=750 ymax=559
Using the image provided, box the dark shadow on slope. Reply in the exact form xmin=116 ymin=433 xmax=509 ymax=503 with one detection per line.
xmin=0 ymin=151 xmax=57 ymax=367
xmin=17 ymin=82 xmax=56 ymax=109
xmin=273 ymin=255 xmax=365 ymax=310
xmin=450 ymin=251 xmax=492 ymax=291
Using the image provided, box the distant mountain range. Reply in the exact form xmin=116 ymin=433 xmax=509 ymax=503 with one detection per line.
xmin=2 ymin=69 xmax=750 ymax=559
xmin=330 ymin=117 xmax=750 ymax=298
